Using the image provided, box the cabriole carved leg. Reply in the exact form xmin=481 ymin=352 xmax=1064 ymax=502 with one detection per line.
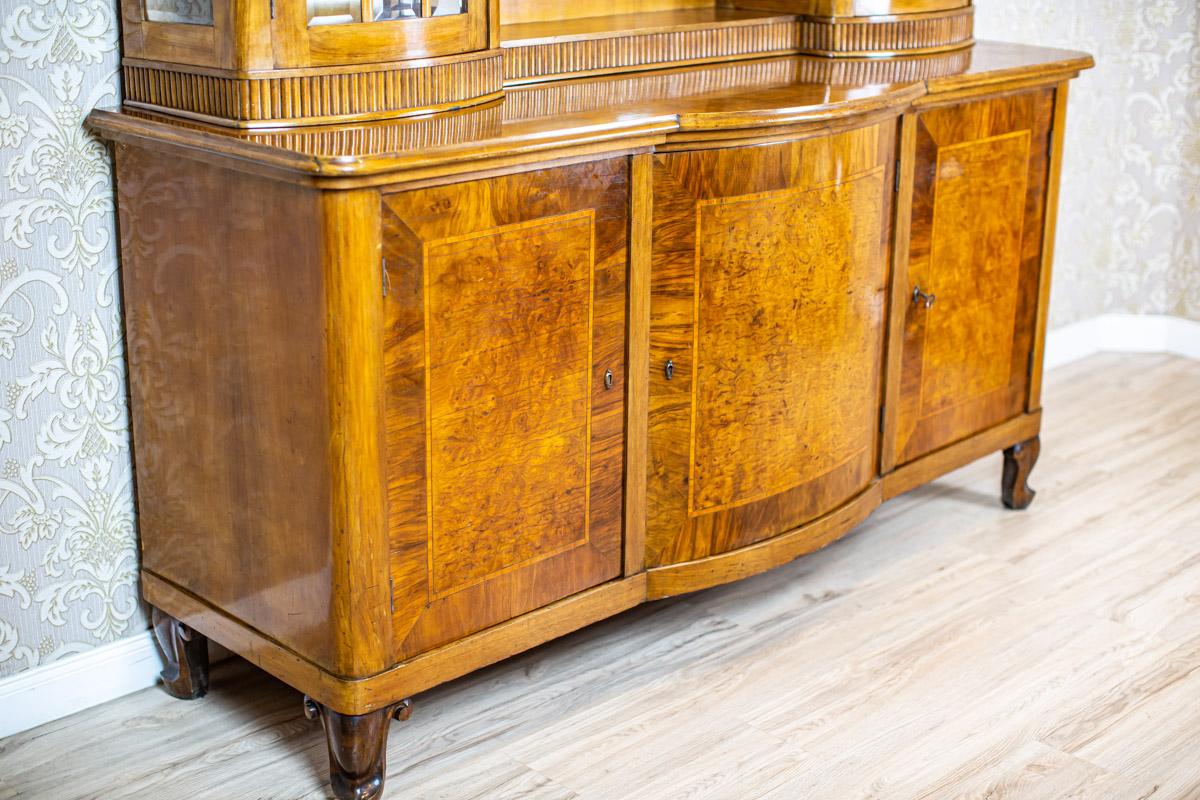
xmin=151 ymin=607 xmax=209 ymax=699
xmin=1002 ymin=435 xmax=1041 ymax=510
xmin=304 ymin=697 xmax=413 ymax=800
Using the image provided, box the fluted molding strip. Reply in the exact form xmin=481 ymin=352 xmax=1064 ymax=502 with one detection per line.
xmin=503 ymin=19 xmax=798 ymax=84
xmin=123 ymin=53 xmax=504 ymax=129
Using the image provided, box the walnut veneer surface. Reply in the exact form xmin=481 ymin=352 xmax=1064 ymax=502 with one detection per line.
xmin=91 ymin=33 xmax=1092 ymax=800
xmin=5 ymin=354 xmax=1199 ymax=800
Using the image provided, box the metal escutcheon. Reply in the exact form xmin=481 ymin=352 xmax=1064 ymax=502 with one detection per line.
xmin=665 ymin=359 xmax=675 ymax=380
xmin=604 ymin=369 xmax=614 ymax=390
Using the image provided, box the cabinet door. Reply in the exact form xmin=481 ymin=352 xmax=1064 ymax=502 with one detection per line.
xmin=381 ymin=160 xmax=627 ymax=660
xmin=892 ymin=90 xmax=1053 ymax=466
xmin=273 ymin=0 xmax=488 ymax=68
xmin=647 ymin=123 xmax=895 ymax=568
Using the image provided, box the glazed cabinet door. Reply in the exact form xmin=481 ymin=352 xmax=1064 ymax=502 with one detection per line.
xmin=890 ymin=90 xmax=1053 ymax=466
xmin=647 ymin=123 xmax=896 ymax=569
xmin=381 ymin=159 xmax=628 ymax=660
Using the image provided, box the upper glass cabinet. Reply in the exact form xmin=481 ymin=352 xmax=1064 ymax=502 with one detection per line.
xmin=144 ymin=0 xmax=214 ymax=25
xmin=118 ymin=0 xmax=498 ymax=128
xmin=308 ymin=0 xmax=467 ymax=26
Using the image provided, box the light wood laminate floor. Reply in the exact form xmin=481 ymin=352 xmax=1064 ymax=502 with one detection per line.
xmin=2 ymin=353 xmax=1198 ymax=800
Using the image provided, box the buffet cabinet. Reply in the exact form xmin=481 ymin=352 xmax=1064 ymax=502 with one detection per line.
xmin=92 ymin=0 xmax=1091 ymax=795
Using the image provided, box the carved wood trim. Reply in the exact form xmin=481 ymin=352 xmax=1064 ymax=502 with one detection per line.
xmin=122 ymin=52 xmax=504 ymax=129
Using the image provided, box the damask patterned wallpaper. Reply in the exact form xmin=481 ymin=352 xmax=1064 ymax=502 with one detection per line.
xmin=977 ymin=1 xmax=1200 ymax=325
xmin=0 ymin=1 xmax=1197 ymax=681
xmin=0 ymin=1 xmax=135 ymax=679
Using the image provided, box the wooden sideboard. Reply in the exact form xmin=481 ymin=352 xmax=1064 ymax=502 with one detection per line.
xmin=91 ymin=1 xmax=1092 ymax=795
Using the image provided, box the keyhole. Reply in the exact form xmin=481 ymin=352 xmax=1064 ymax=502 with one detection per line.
xmin=665 ymin=359 xmax=675 ymax=381
xmin=604 ymin=369 xmax=614 ymax=390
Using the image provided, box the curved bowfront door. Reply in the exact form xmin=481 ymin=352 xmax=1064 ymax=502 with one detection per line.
xmin=646 ymin=122 xmax=897 ymax=569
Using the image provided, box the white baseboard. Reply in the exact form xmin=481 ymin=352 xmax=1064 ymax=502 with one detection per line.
xmin=0 ymin=631 xmax=163 ymax=739
xmin=1045 ymin=313 xmax=1200 ymax=369
xmin=0 ymin=314 xmax=1196 ymax=742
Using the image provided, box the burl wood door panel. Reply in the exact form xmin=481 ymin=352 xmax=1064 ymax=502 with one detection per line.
xmin=381 ymin=159 xmax=627 ymax=660
xmin=647 ymin=123 xmax=896 ymax=568
xmin=894 ymin=90 xmax=1053 ymax=465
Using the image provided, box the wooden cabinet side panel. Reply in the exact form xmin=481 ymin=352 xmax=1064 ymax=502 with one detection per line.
xmin=647 ymin=122 xmax=895 ymax=568
xmin=894 ymin=89 xmax=1053 ymax=465
xmin=382 ymin=159 xmax=629 ymax=661
xmin=1028 ymin=82 xmax=1071 ymax=412
xmin=117 ymin=145 xmax=340 ymax=670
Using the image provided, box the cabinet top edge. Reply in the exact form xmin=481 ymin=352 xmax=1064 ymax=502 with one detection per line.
xmin=926 ymin=40 xmax=1095 ymax=94
xmin=89 ymin=42 xmax=1092 ymax=184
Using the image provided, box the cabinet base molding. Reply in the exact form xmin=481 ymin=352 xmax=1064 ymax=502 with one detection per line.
xmin=881 ymin=412 xmax=1043 ymax=501
xmin=646 ymin=483 xmax=883 ymax=599
xmin=142 ymin=570 xmax=648 ymax=717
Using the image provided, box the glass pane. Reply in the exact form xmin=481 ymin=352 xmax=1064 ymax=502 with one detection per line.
xmin=429 ymin=0 xmax=465 ymax=15
xmin=373 ymin=0 xmax=421 ymax=20
xmin=308 ymin=0 xmax=362 ymax=26
xmin=145 ymin=0 xmax=213 ymax=25
xmin=371 ymin=0 xmax=466 ymax=19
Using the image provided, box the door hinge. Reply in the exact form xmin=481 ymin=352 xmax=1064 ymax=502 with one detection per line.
xmin=388 ymin=577 xmax=395 ymax=613
xmin=879 ymin=404 xmax=887 ymax=433
xmin=269 ymin=0 xmax=275 ymax=18
xmin=1027 ymin=348 xmax=1036 ymax=380
xmin=894 ymin=159 xmax=901 ymax=193
xmin=382 ymin=259 xmax=391 ymax=297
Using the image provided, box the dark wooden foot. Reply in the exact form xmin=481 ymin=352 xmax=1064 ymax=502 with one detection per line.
xmin=304 ymin=697 xmax=413 ymax=800
xmin=151 ymin=607 xmax=209 ymax=699
xmin=1002 ymin=435 xmax=1041 ymax=510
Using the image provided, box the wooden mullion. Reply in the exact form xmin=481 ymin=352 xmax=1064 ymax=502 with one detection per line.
xmin=879 ymin=112 xmax=918 ymax=475
xmin=623 ymin=152 xmax=652 ymax=578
